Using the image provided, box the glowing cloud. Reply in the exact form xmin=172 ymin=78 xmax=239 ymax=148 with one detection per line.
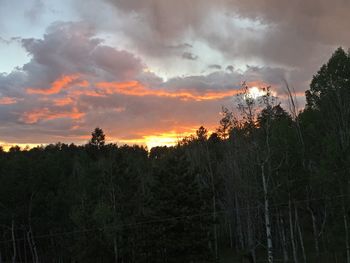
xmin=0 ymin=97 xmax=18 ymax=105
xmin=95 ymin=81 xmax=242 ymax=101
xmin=27 ymin=74 xmax=82 ymax=95
xmin=20 ymin=107 xmax=85 ymax=124
xmin=53 ymin=97 xmax=74 ymax=106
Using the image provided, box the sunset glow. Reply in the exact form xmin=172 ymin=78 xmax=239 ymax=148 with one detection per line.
xmin=0 ymin=97 xmax=18 ymax=105
xmin=0 ymin=1 xmax=349 ymax=262
xmin=95 ymin=81 xmax=242 ymax=101
xmin=0 ymin=0 xmax=311 ymax=149
xmin=248 ymin=87 xmax=266 ymax=99
xmin=27 ymin=74 xmax=81 ymax=95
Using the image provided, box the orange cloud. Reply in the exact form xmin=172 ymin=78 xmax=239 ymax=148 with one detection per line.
xmin=27 ymin=74 xmax=82 ymax=95
xmin=21 ymin=107 xmax=84 ymax=124
xmin=0 ymin=97 xmax=18 ymax=105
xmin=25 ymin=75 xmax=243 ymax=101
xmin=53 ymin=97 xmax=74 ymax=106
xmin=69 ymin=89 xmax=106 ymax=97
xmin=95 ymin=81 xmax=242 ymax=101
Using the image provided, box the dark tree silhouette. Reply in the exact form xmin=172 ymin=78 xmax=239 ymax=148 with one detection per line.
xmin=89 ymin=127 xmax=105 ymax=149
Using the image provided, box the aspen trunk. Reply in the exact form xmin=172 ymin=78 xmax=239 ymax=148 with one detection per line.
xmin=206 ymin=143 xmax=218 ymax=260
xmin=289 ymin=198 xmax=298 ymax=263
xmin=235 ymin=195 xmax=244 ymax=250
xmin=27 ymin=227 xmax=39 ymax=263
xmin=261 ymin=164 xmax=273 ymax=263
xmin=23 ymin=231 xmax=27 ymax=263
xmin=228 ymin=220 xmax=233 ymax=249
xmin=114 ymin=236 xmax=118 ymax=263
xmin=308 ymin=204 xmax=320 ymax=258
xmin=247 ymin=205 xmax=256 ymax=263
xmin=343 ymin=203 xmax=350 ymax=263
xmin=278 ymin=213 xmax=288 ymax=263
xmin=295 ymin=206 xmax=306 ymax=263
xmin=11 ymin=219 xmax=16 ymax=263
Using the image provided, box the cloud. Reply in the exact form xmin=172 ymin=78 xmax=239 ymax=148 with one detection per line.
xmin=78 ymin=0 xmax=348 ymax=94
xmin=0 ymin=20 xmax=307 ymax=147
xmin=95 ymin=80 xmax=242 ymax=101
xmin=20 ymin=107 xmax=84 ymax=124
xmin=226 ymin=65 xmax=234 ymax=73
xmin=182 ymin=52 xmax=198 ymax=61
xmin=27 ymin=74 xmax=81 ymax=95
xmin=209 ymin=64 xmax=222 ymax=70
xmin=0 ymin=97 xmax=18 ymax=105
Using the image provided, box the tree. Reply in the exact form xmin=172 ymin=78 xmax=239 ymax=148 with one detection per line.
xmin=89 ymin=127 xmax=106 ymax=149
xmin=196 ymin=126 xmax=208 ymax=141
xmin=304 ymin=47 xmax=350 ymax=263
xmin=149 ymin=148 xmax=214 ymax=263
xmin=217 ymin=107 xmax=234 ymax=139
xmin=306 ymin=47 xmax=350 ymax=110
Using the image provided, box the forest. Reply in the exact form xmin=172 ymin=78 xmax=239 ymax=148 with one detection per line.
xmin=0 ymin=48 xmax=349 ymax=263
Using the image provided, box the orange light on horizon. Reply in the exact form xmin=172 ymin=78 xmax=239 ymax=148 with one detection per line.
xmin=0 ymin=142 xmax=44 ymax=152
xmin=0 ymin=125 xmax=217 ymax=152
xmin=119 ymin=127 xmax=215 ymax=149
xmin=120 ymin=134 xmax=180 ymax=148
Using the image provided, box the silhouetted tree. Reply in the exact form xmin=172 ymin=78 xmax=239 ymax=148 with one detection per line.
xmin=89 ymin=127 xmax=105 ymax=149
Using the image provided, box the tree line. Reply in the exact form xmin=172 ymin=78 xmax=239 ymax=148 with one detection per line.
xmin=0 ymin=47 xmax=350 ymax=262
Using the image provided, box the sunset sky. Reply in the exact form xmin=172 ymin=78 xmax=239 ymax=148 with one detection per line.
xmin=0 ymin=0 xmax=349 ymax=149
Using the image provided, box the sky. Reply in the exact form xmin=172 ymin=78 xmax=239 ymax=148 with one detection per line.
xmin=0 ymin=0 xmax=349 ymax=149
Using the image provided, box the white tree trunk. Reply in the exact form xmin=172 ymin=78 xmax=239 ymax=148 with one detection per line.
xmin=114 ymin=236 xmax=118 ymax=263
xmin=278 ymin=213 xmax=288 ymax=263
xmin=261 ymin=164 xmax=273 ymax=263
xmin=295 ymin=206 xmax=306 ymax=263
xmin=11 ymin=219 xmax=16 ymax=263
xmin=308 ymin=205 xmax=320 ymax=258
xmin=289 ymin=198 xmax=298 ymax=263
xmin=343 ymin=204 xmax=350 ymax=263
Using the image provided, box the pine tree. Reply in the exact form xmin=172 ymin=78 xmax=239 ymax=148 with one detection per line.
xmin=149 ymin=148 xmax=213 ymax=263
